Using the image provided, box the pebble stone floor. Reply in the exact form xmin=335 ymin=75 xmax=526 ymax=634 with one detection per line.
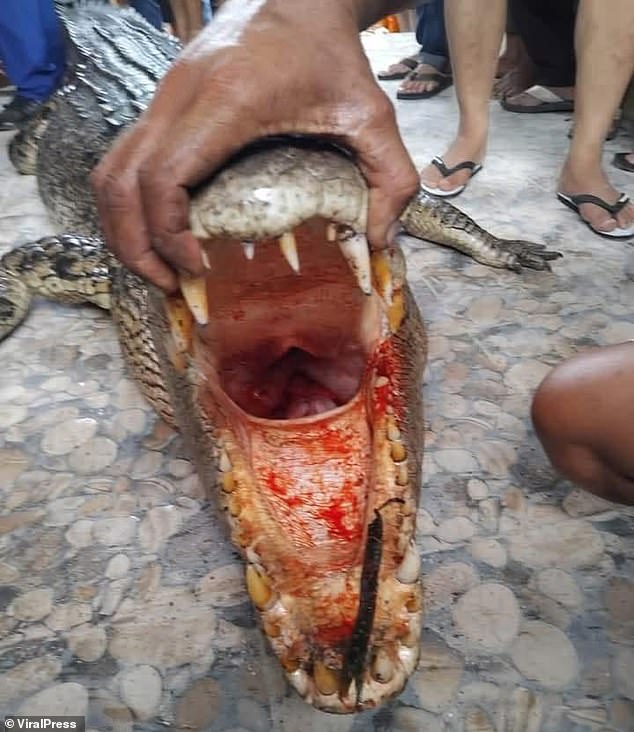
xmin=1 ymin=29 xmax=634 ymax=732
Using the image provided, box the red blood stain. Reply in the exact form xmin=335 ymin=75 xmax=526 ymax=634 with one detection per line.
xmin=264 ymin=470 xmax=286 ymax=497
xmin=314 ymin=617 xmax=355 ymax=645
xmin=317 ymin=481 xmax=361 ymax=542
xmin=318 ymin=429 xmax=353 ymax=456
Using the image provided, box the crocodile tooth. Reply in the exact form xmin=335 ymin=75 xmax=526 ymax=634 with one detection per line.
xmin=371 ymin=648 xmax=395 ymax=683
xmin=338 ymin=233 xmax=372 ymax=295
xmin=390 ymin=441 xmax=406 ymax=463
xmin=386 ymin=416 xmax=400 ymax=441
xmin=395 ymin=462 xmax=408 ymax=486
xmin=371 ymin=251 xmax=393 ymax=306
xmin=164 ymin=295 xmax=193 ymax=353
xmin=246 ymin=565 xmax=273 ymax=609
xmin=387 ymin=290 xmax=405 ymax=333
xmin=241 ymin=241 xmax=255 ymax=260
xmin=279 ymin=231 xmax=300 ymax=273
xmin=396 ymin=540 xmax=421 ymax=584
xmin=288 ymin=669 xmax=310 ymax=697
xmin=179 ymin=274 xmax=209 ymax=325
xmin=219 ymin=450 xmax=232 ymax=472
xmin=313 ymin=662 xmax=339 ymax=696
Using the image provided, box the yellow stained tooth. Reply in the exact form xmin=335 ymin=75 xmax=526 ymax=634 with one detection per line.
xmin=326 ymin=223 xmax=337 ymax=242
xmin=164 ymin=295 xmax=193 ymax=372
xmin=200 ymin=248 xmax=211 ymax=270
xmin=396 ymin=462 xmax=409 ymax=486
xmin=313 ymin=662 xmax=339 ymax=696
xmin=387 ymin=290 xmax=405 ymax=333
xmin=391 ymin=441 xmax=407 ymax=463
xmin=371 ymin=250 xmax=393 ymax=306
xmin=338 ymin=233 xmax=372 ymax=295
xmin=179 ymin=274 xmax=209 ymax=325
xmin=246 ymin=565 xmax=272 ymax=609
xmin=371 ymin=649 xmax=395 ymax=684
xmin=279 ymin=231 xmax=300 ymax=273
xmin=164 ymin=295 xmax=193 ymax=353
xmin=221 ymin=471 xmax=235 ymax=493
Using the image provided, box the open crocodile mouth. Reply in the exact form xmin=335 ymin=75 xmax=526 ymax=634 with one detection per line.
xmin=157 ymin=145 xmax=424 ymax=713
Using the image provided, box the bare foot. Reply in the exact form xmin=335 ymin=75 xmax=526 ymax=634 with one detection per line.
xmin=420 ymin=134 xmax=486 ymax=194
xmin=397 ymin=63 xmax=451 ymax=98
xmin=559 ymin=161 xmax=634 ymax=234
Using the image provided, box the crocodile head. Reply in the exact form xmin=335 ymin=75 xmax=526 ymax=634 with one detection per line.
xmin=147 ymin=142 xmax=426 ymax=713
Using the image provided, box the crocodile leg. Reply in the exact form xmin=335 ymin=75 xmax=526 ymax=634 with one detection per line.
xmin=0 ymin=233 xmax=175 ymax=425
xmin=0 ymin=234 xmax=111 ymax=340
xmin=400 ymin=189 xmax=563 ymax=271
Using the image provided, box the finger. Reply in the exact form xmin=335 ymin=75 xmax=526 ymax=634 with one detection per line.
xmin=348 ymin=93 xmax=419 ymax=250
xmin=137 ymin=174 xmax=204 ymax=277
xmin=92 ymin=126 xmax=179 ymax=292
xmin=137 ymin=101 xmax=257 ymax=273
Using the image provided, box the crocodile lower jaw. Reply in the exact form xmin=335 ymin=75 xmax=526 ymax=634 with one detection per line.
xmin=162 ymin=217 xmax=422 ymax=712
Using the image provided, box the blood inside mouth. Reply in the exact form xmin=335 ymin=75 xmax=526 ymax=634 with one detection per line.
xmin=194 ymin=218 xmax=382 ymax=423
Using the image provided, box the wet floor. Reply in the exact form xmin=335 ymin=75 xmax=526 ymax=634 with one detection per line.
xmin=0 ymin=30 xmax=633 ymax=732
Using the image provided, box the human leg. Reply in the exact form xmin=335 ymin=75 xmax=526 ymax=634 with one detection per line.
xmin=398 ymin=0 xmax=451 ymax=99
xmin=532 ymin=343 xmax=634 ymax=505
xmin=420 ymin=0 xmax=505 ymax=194
xmin=0 ymin=0 xmax=64 ymax=102
xmin=500 ymin=0 xmax=575 ymax=109
xmin=559 ymin=0 xmax=634 ymax=236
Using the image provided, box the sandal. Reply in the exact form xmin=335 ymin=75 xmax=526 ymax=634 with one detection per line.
xmin=377 ymin=56 xmax=420 ymax=81
xmin=396 ymin=69 xmax=452 ymax=101
xmin=501 ymin=84 xmax=574 ymax=114
xmin=420 ymin=157 xmax=483 ymax=198
xmin=612 ymin=153 xmax=634 ymax=174
xmin=557 ymin=192 xmax=634 ymax=238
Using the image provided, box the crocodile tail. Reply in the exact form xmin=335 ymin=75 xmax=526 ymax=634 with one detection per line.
xmin=0 ymin=234 xmax=113 ymax=341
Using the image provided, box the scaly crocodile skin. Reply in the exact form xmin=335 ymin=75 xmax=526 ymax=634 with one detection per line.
xmin=1 ymin=4 xmax=560 ymax=713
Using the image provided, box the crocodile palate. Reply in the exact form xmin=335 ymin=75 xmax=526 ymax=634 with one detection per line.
xmin=0 ymin=5 xmax=561 ymax=714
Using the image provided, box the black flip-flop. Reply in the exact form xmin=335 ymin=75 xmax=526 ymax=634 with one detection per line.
xmin=613 ymin=153 xmax=634 ymax=173
xmin=396 ymin=71 xmax=452 ymax=101
xmin=420 ymin=157 xmax=483 ymax=198
xmin=501 ymin=85 xmax=574 ymax=114
xmin=378 ymin=56 xmax=419 ymax=81
xmin=557 ymin=192 xmax=634 ymax=238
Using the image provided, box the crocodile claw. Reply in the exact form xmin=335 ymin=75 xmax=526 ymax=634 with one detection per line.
xmin=499 ymin=240 xmax=564 ymax=271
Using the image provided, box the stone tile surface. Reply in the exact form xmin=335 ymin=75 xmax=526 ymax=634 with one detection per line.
xmin=1 ymin=30 xmax=633 ymax=732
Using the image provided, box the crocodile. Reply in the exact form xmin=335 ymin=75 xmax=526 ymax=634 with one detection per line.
xmin=0 ymin=4 xmax=561 ymax=714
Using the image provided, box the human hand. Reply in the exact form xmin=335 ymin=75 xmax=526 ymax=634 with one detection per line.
xmin=91 ymin=0 xmax=419 ymax=291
